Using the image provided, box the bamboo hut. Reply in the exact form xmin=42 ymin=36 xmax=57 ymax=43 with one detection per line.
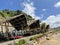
xmin=8 ymin=14 xmax=28 ymax=30
xmin=28 ymin=20 xmax=40 ymax=30
xmin=0 ymin=14 xmax=41 ymax=35
xmin=0 ymin=14 xmax=28 ymax=33
xmin=0 ymin=13 xmax=42 ymax=40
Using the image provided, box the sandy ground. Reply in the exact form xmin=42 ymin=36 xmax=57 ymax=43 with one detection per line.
xmin=41 ymin=33 xmax=60 ymax=45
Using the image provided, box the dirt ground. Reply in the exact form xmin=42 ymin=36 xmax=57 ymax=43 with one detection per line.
xmin=41 ymin=33 xmax=60 ymax=45
xmin=24 ymin=32 xmax=60 ymax=45
xmin=1 ymin=32 xmax=60 ymax=45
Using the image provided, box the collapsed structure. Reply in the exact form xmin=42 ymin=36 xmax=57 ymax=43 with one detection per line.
xmin=0 ymin=14 xmax=41 ymax=33
xmin=28 ymin=20 xmax=40 ymax=30
xmin=9 ymin=14 xmax=28 ymax=30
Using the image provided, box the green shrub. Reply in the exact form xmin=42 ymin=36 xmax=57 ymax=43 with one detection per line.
xmin=18 ymin=40 xmax=22 ymax=45
xmin=18 ymin=39 xmax=26 ymax=45
xmin=30 ymin=37 xmax=36 ymax=41
xmin=30 ymin=34 xmax=43 ymax=41
xmin=15 ymin=43 xmax=18 ymax=45
xmin=22 ymin=39 xmax=26 ymax=44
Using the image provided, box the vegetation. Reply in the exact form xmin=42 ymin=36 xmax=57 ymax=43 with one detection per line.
xmin=30 ymin=34 xmax=43 ymax=41
xmin=54 ymin=29 xmax=60 ymax=33
xmin=0 ymin=9 xmax=34 ymax=21
xmin=40 ymin=23 xmax=50 ymax=33
xmin=30 ymin=37 xmax=36 ymax=41
xmin=15 ymin=43 xmax=18 ymax=45
xmin=15 ymin=39 xmax=26 ymax=45
xmin=45 ymin=24 xmax=50 ymax=32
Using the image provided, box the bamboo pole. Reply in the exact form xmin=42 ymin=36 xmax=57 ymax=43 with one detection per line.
xmin=1 ymin=24 xmax=3 ymax=33
xmin=5 ymin=22 xmax=9 ymax=40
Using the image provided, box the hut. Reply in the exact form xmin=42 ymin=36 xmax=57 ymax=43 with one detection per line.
xmin=8 ymin=14 xmax=28 ymax=30
xmin=0 ymin=14 xmax=28 ymax=33
xmin=27 ymin=20 xmax=41 ymax=34
xmin=0 ymin=14 xmax=41 ymax=36
xmin=28 ymin=20 xmax=40 ymax=30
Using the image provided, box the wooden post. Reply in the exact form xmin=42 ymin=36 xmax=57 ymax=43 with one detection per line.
xmin=1 ymin=24 xmax=3 ymax=33
xmin=5 ymin=22 xmax=9 ymax=40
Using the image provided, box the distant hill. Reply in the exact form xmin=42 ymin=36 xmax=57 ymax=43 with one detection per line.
xmin=0 ymin=9 xmax=34 ymax=21
xmin=50 ymin=27 xmax=60 ymax=30
xmin=54 ymin=27 xmax=60 ymax=30
xmin=50 ymin=27 xmax=60 ymax=33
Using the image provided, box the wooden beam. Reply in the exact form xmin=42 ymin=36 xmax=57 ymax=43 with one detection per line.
xmin=1 ymin=24 xmax=3 ymax=33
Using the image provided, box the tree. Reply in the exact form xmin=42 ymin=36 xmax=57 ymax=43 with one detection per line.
xmin=41 ymin=23 xmax=46 ymax=33
xmin=45 ymin=24 xmax=50 ymax=32
xmin=40 ymin=23 xmax=50 ymax=33
xmin=15 ymin=10 xmax=22 ymax=15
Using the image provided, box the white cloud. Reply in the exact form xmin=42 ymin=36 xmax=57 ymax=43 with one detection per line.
xmin=42 ymin=9 xmax=46 ymax=11
xmin=54 ymin=2 xmax=60 ymax=8
xmin=42 ymin=14 xmax=60 ymax=28
xmin=22 ymin=0 xmax=40 ymax=20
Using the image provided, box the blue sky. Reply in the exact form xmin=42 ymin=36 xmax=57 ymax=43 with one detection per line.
xmin=0 ymin=0 xmax=60 ymax=28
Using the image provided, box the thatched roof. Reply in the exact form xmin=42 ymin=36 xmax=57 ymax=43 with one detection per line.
xmin=0 ymin=14 xmax=41 ymax=31
xmin=1 ymin=14 xmax=24 ymax=22
xmin=27 ymin=20 xmax=40 ymax=30
xmin=0 ymin=14 xmax=28 ymax=30
xmin=27 ymin=20 xmax=36 ymax=26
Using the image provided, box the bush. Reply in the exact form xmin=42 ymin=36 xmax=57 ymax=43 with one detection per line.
xmin=22 ymin=39 xmax=26 ymax=44
xmin=18 ymin=39 xmax=26 ymax=45
xmin=30 ymin=34 xmax=43 ymax=41
xmin=30 ymin=37 xmax=36 ymax=41
xmin=15 ymin=43 xmax=18 ymax=45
